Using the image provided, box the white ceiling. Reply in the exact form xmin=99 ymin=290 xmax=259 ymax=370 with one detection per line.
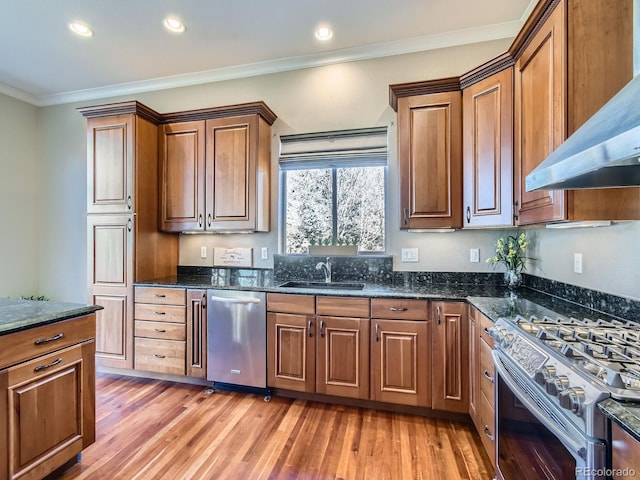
xmin=1 ymin=0 xmax=535 ymax=106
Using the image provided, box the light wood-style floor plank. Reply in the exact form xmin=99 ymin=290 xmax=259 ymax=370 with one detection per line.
xmin=55 ymin=373 xmax=494 ymax=480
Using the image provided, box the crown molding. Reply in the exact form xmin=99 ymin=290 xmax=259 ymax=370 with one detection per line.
xmin=6 ymin=20 xmax=522 ymax=107
xmin=0 ymin=82 xmax=39 ymax=105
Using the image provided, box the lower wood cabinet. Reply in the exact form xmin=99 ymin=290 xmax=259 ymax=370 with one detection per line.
xmin=186 ymin=289 xmax=207 ymax=378
xmin=370 ymin=318 xmax=430 ymax=406
xmin=267 ymin=311 xmax=316 ymax=392
xmin=0 ymin=314 xmax=96 ymax=480
xmin=611 ymin=421 xmax=640 ymax=479
xmin=469 ymin=305 xmax=496 ymax=469
xmin=432 ymin=301 xmax=468 ymax=413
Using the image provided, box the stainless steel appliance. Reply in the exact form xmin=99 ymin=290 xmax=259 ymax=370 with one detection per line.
xmin=489 ymin=303 xmax=640 ymax=480
xmin=206 ymin=289 xmax=269 ymax=399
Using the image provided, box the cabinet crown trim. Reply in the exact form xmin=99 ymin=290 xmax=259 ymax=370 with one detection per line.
xmin=77 ymin=100 xmax=162 ymax=124
xmin=389 ymin=77 xmax=461 ymax=111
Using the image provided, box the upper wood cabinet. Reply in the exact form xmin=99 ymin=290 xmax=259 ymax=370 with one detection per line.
xmin=392 ymin=85 xmax=462 ymax=229
xmin=159 ymin=121 xmax=206 ymax=231
xmin=513 ymin=0 xmax=639 ymax=225
xmin=431 ymin=301 xmax=468 ymax=413
xmin=462 ymin=65 xmax=514 ymax=228
xmin=159 ymin=102 xmax=276 ymax=232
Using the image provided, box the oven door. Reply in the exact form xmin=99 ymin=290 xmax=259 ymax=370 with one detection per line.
xmin=493 ymin=351 xmax=607 ymax=480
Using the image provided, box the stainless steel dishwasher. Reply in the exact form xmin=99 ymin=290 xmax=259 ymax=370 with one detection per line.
xmin=206 ymin=289 xmax=270 ymax=400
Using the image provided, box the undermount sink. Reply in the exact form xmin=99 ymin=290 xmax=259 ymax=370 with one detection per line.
xmin=279 ymin=281 xmax=365 ymax=290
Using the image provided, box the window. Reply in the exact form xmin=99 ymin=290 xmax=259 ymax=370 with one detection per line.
xmin=279 ymin=127 xmax=387 ymax=254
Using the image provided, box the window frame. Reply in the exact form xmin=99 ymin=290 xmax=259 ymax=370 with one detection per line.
xmin=278 ymin=164 xmax=388 ymax=255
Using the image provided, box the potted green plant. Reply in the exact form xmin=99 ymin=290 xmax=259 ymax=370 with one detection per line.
xmin=307 ymin=237 xmax=358 ymax=255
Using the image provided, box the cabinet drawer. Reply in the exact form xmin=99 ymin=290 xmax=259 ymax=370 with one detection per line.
xmin=480 ymin=391 xmax=496 ymax=468
xmin=135 ymin=304 xmax=185 ymax=323
xmin=134 ymin=338 xmax=185 ymax=375
xmin=371 ymin=298 xmax=428 ymax=320
xmin=479 ymin=312 xmax=495 ymax=347
xmin=134 ymin=287 xmax=186 ymax=305
xmin=267 ymin=294 xmax=315 ymax=315
xmin=6 ymin=341 xmax=85 ymax=387
xmin=479 ymin=338 xmax=495 ymax=405
xmin=135 ymin=320 xmax=186 ymax=341
xmin=0 ymin=314 xmax=95 ymax=370
xmin=316 ymin=296 xmax=369 ymax=318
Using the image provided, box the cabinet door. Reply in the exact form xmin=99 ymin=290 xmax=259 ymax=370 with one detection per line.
xmin=432 ymin=301 xmax=469 ymax=412
xmin=398 ymin=91 xmax=462 ymax=229
xmin=159 ymin=121 xmax=206 ymax=232
xmin=206 ymin=115 xmax=260 ymax=231
xmin=87 ymin=115 xmax=135 ymax=214
xmin=370 ymin=319 xmax=430 ymax=407
xmin=4 ymin=344 xmax=90 ymax=480
xmin=186 ymin=289 xmax=207 ymax=378
xmin=87 ymin=215 xmax=134 ymax=369
xmin=514 ymin=1 xmax=566 ymax=225
xmin=316 ymin=316 xmax=369 ymax=399
xmin=468 ymin=307 xmax=480 ymax=430
xmin=267 ymin=312 xmax=315 ymax=392
xmin=463 ymin=68 xmax=514 ymax=228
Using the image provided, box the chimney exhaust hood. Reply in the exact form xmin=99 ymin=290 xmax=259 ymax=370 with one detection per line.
xmin=526 ymin=0 xmax=640 ymax=191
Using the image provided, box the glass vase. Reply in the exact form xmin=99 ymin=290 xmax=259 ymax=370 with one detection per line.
xmin=504 ymin=270 xmax=522 ymax=290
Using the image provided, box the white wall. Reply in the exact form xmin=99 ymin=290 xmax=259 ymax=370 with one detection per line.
xmin=0 ymin=93 xmax=40 ymax=298
xmin=22 ymin=37 xmax=640 ymax=303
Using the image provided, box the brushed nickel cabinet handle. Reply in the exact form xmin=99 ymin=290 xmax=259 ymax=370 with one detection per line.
xmin=34 ymin=333 xmax=64 ymax=345
xmin=483 ymin=370 xmax=495 ymax=383
xmin=34 ymin=357 xmax=62 ymax=372
xmin=308 ymin=320 xmax=313 ymax=338
xmin=403 ymin=207 xmax=408 ymax=225
xmin=207 ymin=213 xmax=212 ymax=227
xmin=484 ymin=426 xmax=495 ymax=441
xmin=127 ymin=195 xmax=132 ymax=210
xmin=466 ymin=206 xmax=471 ymax=223
xmin=127 ymin=218 xmax=132 ymax=232
xmin=390 ymin=306 xmax=408 ymax=312
xmin=201 ymin=293 xmax=207 ymax=309
xmin=320 ymin=320 xmax=325 ymax=338
xmin=198 ymin=214 xmax=203 ymax=227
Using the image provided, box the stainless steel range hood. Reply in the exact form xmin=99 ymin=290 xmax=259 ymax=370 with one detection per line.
xmin=526 ymin=0 xmax=640 ymax=191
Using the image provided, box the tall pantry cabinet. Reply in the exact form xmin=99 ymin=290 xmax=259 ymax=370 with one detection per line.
xmin=79 ymin=102 xmax=178 ymax=369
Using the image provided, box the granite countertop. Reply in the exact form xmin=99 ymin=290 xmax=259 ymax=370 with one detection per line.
xmin=0 ymin=298 xmax=102 ymax=336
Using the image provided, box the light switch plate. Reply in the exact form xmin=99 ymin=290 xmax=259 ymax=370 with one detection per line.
xmin=574 ymin=253 xmax=583 ymax=274
xmin=261 ymin=247 xmax=268 ymax=260
xmin=470 ymin=248 xmax=480 ymax=263
xmin=401 ymin=248 xmax=419 ymax=262
xmin=200 ymin=246 xmax=207 ymax=259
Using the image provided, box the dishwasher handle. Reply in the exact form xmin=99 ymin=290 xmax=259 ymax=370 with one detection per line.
xmin=209 ymin=295 xmax=262 ymax=305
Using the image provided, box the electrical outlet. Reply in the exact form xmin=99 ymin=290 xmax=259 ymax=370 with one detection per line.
xmin=574 ymin=253 xmax=583 ymax=274
xmin=470 ymin=248 xmax=480 ymax=263
xmin=261 ymin=247 xmax=268 ymax=260
xmin=200 ymin=246 xmax=207 ymax=259
xmin=401 ymin=248 xmax=419 ymax=262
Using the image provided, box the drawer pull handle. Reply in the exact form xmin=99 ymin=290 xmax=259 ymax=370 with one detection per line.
xmin=483 ymin=426 xmax=495 ymax=441
xmin=154 ymin=354 xmax=166 ymax=359
xmin=34 ymin=333 xmax=64 ymax=345
xmin=127 ymin=195 xmax=132 ymax=210
xmin=154 ymin=294 xmax=166 ymax=298
xmin=154 ymin=328 xmax=167 ymax=333
xmin=375 ymin=323 xmax=380 ymax=342
xmin=483 ymin=327 xmax=491 ymax=334
xmin=34 ymin=357 xmax=62 ymax=372
xmin=483 ymin=370 xmax=494 ymax=383
xmin=320 ymin=320 xmax=325 ymax=338
xmin=307 ymin=320 xmax=313 ymax=338
xmin=154 ymin=311 xmax=166 ymax=315
xmin=436 ymin=306 xmax=441 ymax=325
xmin=390 ymin=307 xmax=408 ymax=312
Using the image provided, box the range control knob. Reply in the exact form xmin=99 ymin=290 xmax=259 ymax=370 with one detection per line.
xmin=534 ymin=365 xmax=557 ymax=386
xmin=546 ymin=375 xmax=570 ymax=396
xmin=501 ymin=333 xmax=515 ymax=347
xmin=558 ymin=387 xmax=586 ymax=414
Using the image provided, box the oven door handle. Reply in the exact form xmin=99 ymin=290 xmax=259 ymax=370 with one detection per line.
xmin=491 ymin=350 xmax=587 ymax=457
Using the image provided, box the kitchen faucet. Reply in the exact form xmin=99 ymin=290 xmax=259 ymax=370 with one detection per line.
xmin=316 ymin=257 xmax=332 ymax=283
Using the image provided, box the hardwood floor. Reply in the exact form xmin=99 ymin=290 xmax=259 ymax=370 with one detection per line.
xmin=56 ymin=373 xmax=494 ymax=480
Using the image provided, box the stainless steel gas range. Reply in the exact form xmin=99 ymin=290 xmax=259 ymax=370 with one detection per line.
xmin=488 ymin=300 xmax=640 ymax=480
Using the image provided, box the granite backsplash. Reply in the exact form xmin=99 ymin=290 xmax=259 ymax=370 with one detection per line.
xmin=177 ymin=254 xmax=640 ymax=321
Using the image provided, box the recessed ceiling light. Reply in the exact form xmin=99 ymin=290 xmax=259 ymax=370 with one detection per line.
xmin=315 ymin=26 xmax=333 ymax=41
xmin=69 ymin=22 xmax=93 ymax=37
xmin=164 ymin=17 xmax=186 ymax=33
